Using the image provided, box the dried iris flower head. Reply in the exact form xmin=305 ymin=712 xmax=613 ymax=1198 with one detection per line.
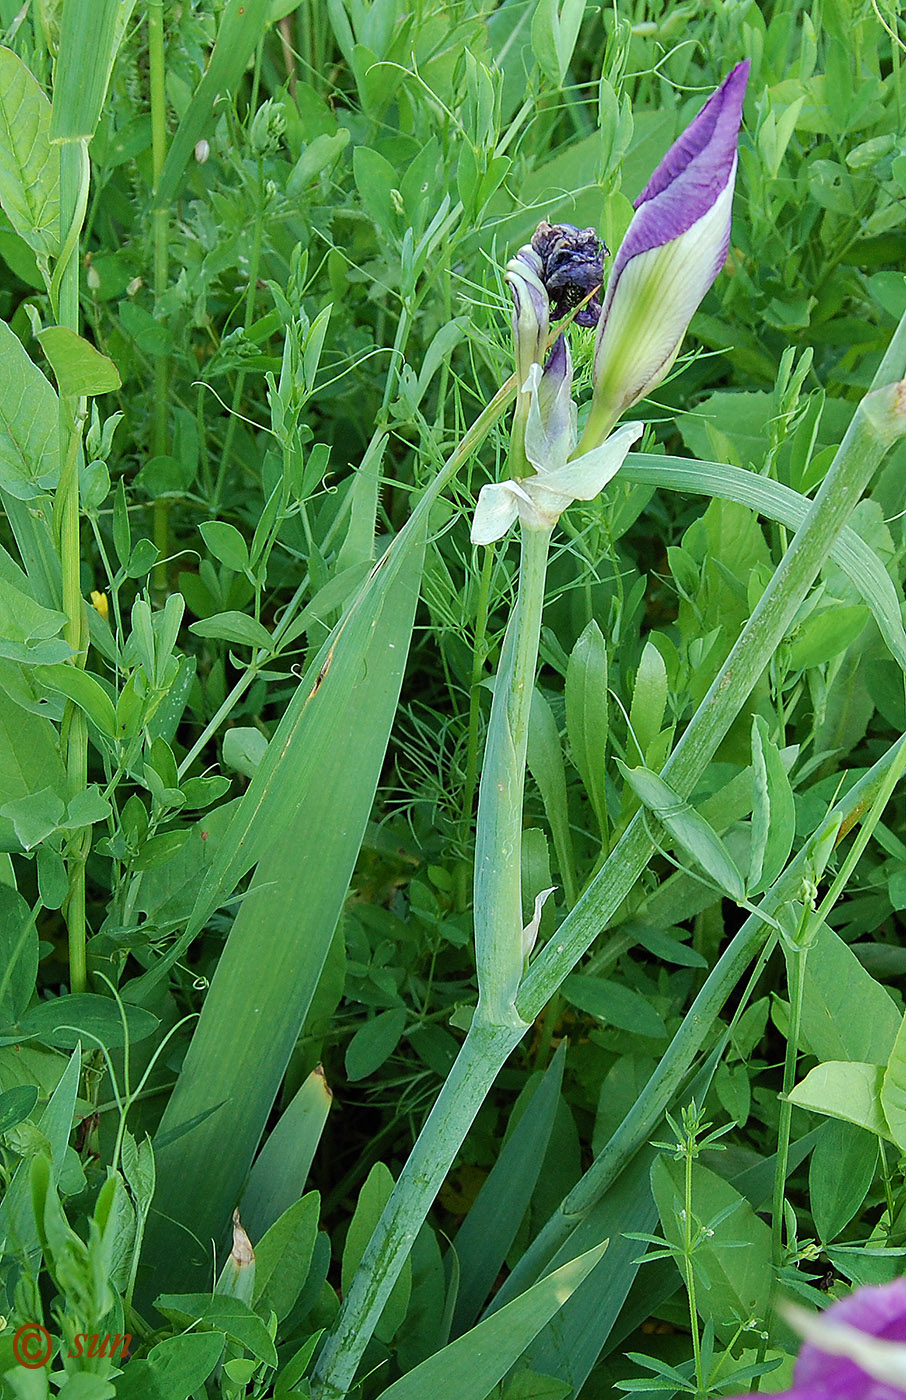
xmin=530 ymin=221 xmax=608 ymax=327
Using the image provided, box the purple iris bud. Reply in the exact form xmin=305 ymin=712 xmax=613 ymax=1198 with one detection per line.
xmin=530 ymin=222 xmax=607 ymax=327
xmin=724 ymin=1280 xmax=906 ymax=1400
xmin=583 ymin=60 xmax=750 ymax=448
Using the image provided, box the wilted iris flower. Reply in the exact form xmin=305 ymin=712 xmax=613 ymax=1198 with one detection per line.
xmin=582 ymin=59 xmax=750 ymax=449
xmin=725 ymin=1280 xmax=906 ymax=1400
xmin=531 ymin=221 xmax=607 ymax=327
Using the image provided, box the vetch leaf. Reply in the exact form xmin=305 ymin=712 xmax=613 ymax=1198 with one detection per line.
xmin=36 ymin=327 xmax=121 ymax=398
xmin=0 ymin=320 xmax=59 ymax=498
xmin=628 ymin=641 xmax=668 ymax=763
xmin=154 ymin=1295 xmax=277 ymax=1367
xmin=749 ymin=715 xmax=795 ymax=892
xmin=251 ymin=1191 xmax=319 ymax=1323
xmin=189 ymin=611 xmax=272 ymax=650
xmin=788 ymin=1061 xmax=892 ymax=1140
xmin=881 ymin=1012 xmax=906 ymax=1152
xmin=345 ymin=1007 xmax=407 ymax=1082
xmin=32 ymin=664 xmax=116 ymax=738
xmin=565 ymin=620 xmax=608 ymax=836
xmin=618 ymin=762 xmax=745 ymax=901
xmin=199 ymin=520 xmax=250 ymax=574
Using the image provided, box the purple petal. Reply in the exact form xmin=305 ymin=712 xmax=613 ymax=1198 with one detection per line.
xmin=608 ymin=61 xmax=749 ymax=293
xmin=794 ymin=1280 xmax=906 ymax=1399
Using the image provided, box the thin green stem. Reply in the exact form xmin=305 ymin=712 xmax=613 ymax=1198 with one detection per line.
xmin=472 ymin=526 xmax=552 ymax=1020
xmin=684 ymin=1147 xmax=703 ymax=1394
xmin=771 ymin=925 xmax=808 ymax=1271
xmin=148 ymin=0 xmax=170 ymax=593
xmin=57 ymin=138 xmax=89 ymax=994
xmin=460 ymin=543 xmax=495 ymax=834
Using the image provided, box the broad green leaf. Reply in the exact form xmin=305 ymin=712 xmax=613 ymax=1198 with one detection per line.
xmin=0 ymin=47 xmax=59 ymax=257
xmin=0 ymin=1084 xmax=38 ymax=1134
xmin=112 ymin=1331 xmax=224 ymax=1400
xmin=527 ymin=688 xmax=576 ymax=902
xmin=618 ymin=763 xmax=745 ymax=901
xmin=0 ymin=1045 xmax=80 ymax=1259
xmin=0 ymin=785 xmax=65 ymax=849
xmin=377 ymin=1242 xmax=608 ymax=1400
xmin=561 ymin=975 xmax=667 ymax=1039
xmin=3 ymin=995 xmax=158 ymax=1050
xmin=189 ymin=611 xmax=273 ymax=649
xmin=345 ymin=1007 xmax=407 ymax=1082
xmin=748 ymin=714 xmax=795 ymax=892
xmin=452 ymin=1042 xmax=566 ymax=1334
xmin=0 ymin=679 xmax=66 ymax=851
xmin=154 ymin=1295 xmax=276 ymax=1367
xmin=565 ymin=620 xmax=608 ymax=836
xmin=651 ymin=1155 xmax=772 ymax=1338
xmin=881 ymin=1012 xmax=906 ymax=1151
xmin=155 ymin=0 xmax=271 ymax=208
xmin=788 ymin=1061 xmax=891 ymax=1139
xmin=788 ymin=604 xmax=869 ymax=670
xmin=251 ymin=1191 xmax=319 ymax=1323
xmin=32 ymin=664 xmax=116 ymax=737
xmin=36 ymin=327 xmax=121 ymax=398
xmin=342 ymin=1163 xmax=412 ymax=1344
xmin=241 ymin=1068 xmax=332 ymax=1240
xmin=628 ymin=641 xmax=668 ymax=763
xmin=809 ymin=1119 xmax=878 ymax=1242
xmin=800 ymin=923 xmax=901 ymax=1065
xmin=0 ymin=320 xmax=59 ymax=499
xmin=142 ymin=516 xmax=426 ymax=1296
xmin=0 ymin=885 xmax=37 ymax=1022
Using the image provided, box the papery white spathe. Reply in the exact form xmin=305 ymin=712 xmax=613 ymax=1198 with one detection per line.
xmin=471 ymin=350 xmax=643 ymax=545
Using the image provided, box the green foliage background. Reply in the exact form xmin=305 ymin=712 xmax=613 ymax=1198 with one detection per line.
xmin=1 ymin=1 xmax=906 ymax=1397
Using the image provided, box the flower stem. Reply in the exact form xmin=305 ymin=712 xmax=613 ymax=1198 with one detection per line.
xmin=474 ymin=524 xmax=552 ymax=1021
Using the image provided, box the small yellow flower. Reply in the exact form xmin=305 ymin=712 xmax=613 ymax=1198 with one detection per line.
xmin=90 ymin=590 xmax=109 ymax=620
